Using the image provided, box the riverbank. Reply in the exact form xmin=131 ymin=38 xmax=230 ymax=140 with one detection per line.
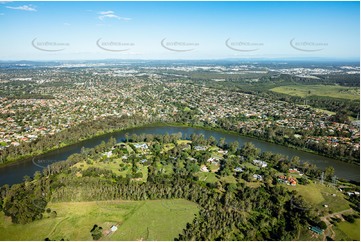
xmin=1 ymin=121 xmax=359 ymax=169
xmin=0 ymin=125 xmax=134 ymax=168
xmin=0 ymin=125 xmax=360 ymax=186
xmin=141 ymin=122 xmax=360 ymax=166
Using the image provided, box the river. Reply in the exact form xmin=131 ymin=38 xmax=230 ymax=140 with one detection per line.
xmin=0 ymin=126 xmax=359 ymax=186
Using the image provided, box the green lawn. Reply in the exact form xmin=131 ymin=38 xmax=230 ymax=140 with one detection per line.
xmin=210 ymin=163 xmax=220 ymax=172
xmin=110 ymin=199 xmax=198 ymax=241
xmin=196 ymin=172 xmax=219 ymax=183
xmin=162 ymin=143 xmax=175 ymax=153
xmin=313 ymin=108 xmax=336 ymax=116
xmin=136 ymin=165 xmax=148 ymax=182
xmin=0 ymin=199 xmax=198 ymax=241
xmin=73 ymin=158 xmax=125 ymax=176
xmin=162 ymin=163 xmax=174 ymax=175
xmin=336 ymin=219 xmax=360 ymax=241
xmin=220 ymin=175 xmax=237 ymax=184
xmin=271 ymin=85 xmax=360 ymax=100
xmin=243 ymin=162 xmax=259 ymax=170
xmin=246 ymin=181 xmax=262 ymax=188
xmin=176 ymin=140 xmax=191 ymax=145
xmin=284 ymin=182 xmax=350 ymax=212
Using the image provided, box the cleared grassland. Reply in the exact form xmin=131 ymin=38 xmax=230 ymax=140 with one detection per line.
xmin=284 ymin=182 xmax=350 ymax=212
xmin=335 ymin=219 xmax=360 ymax=241
xmin=270 ymin=85 xmax=360 ymax=100
xmin=0 ymin=199 xmax=198 ymax=241
xmin=196 ymin=172 xmax=219 ymax=183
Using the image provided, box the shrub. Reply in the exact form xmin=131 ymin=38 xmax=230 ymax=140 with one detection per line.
xmin=318 ymin=221 xmax=327 ymax=230
xmin=90 ymin=224 xmax=103 ymax=240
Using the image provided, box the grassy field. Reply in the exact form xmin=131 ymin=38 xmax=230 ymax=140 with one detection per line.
xmin=220 ymin=175 xmax=237 ymax=184
xmin=335 ymin=219 xmax=360 ymax=241
xmin=284 ymin=182 xmax=350 ymax=212
xmin=196 ymin=172 xmax=219 ymax=183
xmin=0 ymin=199 xmax=198 ymax=241
xmin=271 ymin=85 xmax=360 ymax=100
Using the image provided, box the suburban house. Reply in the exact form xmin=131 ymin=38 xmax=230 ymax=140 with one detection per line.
xmin=278 ymin=175 xmax=297 ymax=186
xmin=253 ymin=174 xmax=263 ymax=181
xmin=103 ymin=151 xmax=112 ymax=158
xmin=194 ymin=145 xmax=207 ymax=151
xmin=234 ymin=167 xmax=244 ymax=172
xmin=289 ymin=168 xmax=303 ymax=176
xmin=200 ymin=165 xmax=209 ymax=172
xmin=207 ymin=157 xmax=219 ymax=164
xmin=253 ymin=159 xmax=267 ymax=168
xmin=134 ymin=143 xmax=148 ymax=150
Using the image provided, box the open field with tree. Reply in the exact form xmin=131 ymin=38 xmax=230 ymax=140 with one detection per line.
xmin=270 ymin=85 xmax=360 ymax=100
xmin=334 ymin=219 xmax=360 ymax=241
xmin=0 ymin=199 xmax=198 ymax=241
xmin=284 ymin=182 xmax=351 ymax=213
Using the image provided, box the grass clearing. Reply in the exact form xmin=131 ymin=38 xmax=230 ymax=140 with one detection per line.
xmin=0 ymin=199 xmax=198 ymax=241
xmin=246 ymin=181 xmax=262 ymax=188
xmin=73 ymin=158 xmax=125 ymax=177
xmin=336 ymin=219 xmax=360 ymax=241
xmin=243 ymin=162 xmax=259 ymax=170
xmin=162 ymin=163 xmax=174 ymax=175
xmin=196 ymin=172 xmax=219 ymax=183
xmin=314 ymin=108 xmax=336 ymax=116
xmin=220 ymin=175 xmax=237 ymax=184
xmin=271 ymin=85 xmax=360 ymax=100
xmin=110 ymin=199 xmax=198 ymax=241
xmin=162 ymin=143 xmax=175 ymax=153
xmin=176 ymin=140 xmax=191 ymax=145
xmin=285 ymin=182 xmax=350 ymax=212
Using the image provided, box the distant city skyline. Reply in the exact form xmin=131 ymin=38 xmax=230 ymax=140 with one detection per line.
xmin=0 ymin=1 xmax=359 ymax=60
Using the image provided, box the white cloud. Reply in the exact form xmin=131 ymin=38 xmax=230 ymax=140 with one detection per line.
xmin=98 ymin=10 xmax=131 ymax=21
xmin=99 ymin=11 xmax=114 ymax=15
xmin=6 ymin=5 xmax=37 ymax=11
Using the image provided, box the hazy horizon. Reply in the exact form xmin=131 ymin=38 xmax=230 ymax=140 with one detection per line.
xmin=0 ymin=1 xmax=359 ymax=61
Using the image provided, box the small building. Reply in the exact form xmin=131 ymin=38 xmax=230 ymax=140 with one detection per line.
xmin=134 ymin=143 xmax=148 ymax=150
xmin=289 ymin=168 xmax=301 ymax=174
xmin=200 ymin=165 xmax=209 ymax=172
xmin=234 ymin=167 xmax=243 ymax=173
xmin=110 ymin=225 xmax=118 ymax=232
xmin=253 ymin=159 xmax=267 ymax=168
xmin=194 ymin=146 xmax=207 ymax=151
xmin=218 ymin=149 xmax=228 ymax=154
xmin=309 ymin=226 xmax=323 ymax=235
xmin=103 ymin=151 xmax=112 ymax=158
xmin=188 ymin=157 xmax=197 ymax=162
xmin=207 ymin=157 xmax=218 ymax=163
xmin=253 ymin=174 xmax=263 ymax=181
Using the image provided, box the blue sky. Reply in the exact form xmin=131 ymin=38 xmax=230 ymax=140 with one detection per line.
xmin=0 ymin=1 xmax=359 ymax=60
